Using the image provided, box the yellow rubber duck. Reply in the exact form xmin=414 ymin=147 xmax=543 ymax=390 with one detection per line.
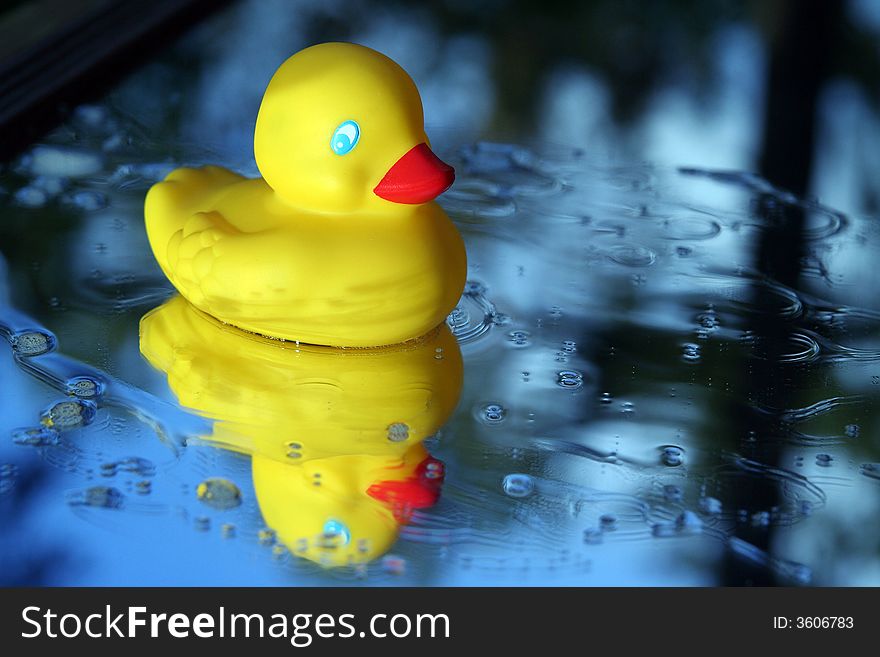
xmin=145 ymin=42 xmax=466 ymax=347
xmin=140 ymin=295 xmax=462 ymax=565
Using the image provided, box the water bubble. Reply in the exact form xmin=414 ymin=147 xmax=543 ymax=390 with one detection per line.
xmin=194 ymin=516 xmax=211 ymax=532
xmin=12 ymin=426 xmax=60 ymax=446
xmin=221 ymin=523 xmax=236 ymax=539
xmin=381 ymin=555 xmax=407 ymax=576
xmin=695 ymin=309 xmax=720 ymax=340
xmin=507 ymin=330 xmax=531 ymax=348
xmin=11 ymin=330 xmax=56 ymax=356
xmin=663 ymin=484 xmax=683 ymax=502
xmin=698 ymin=496 xmax=722 ymax=515
xmin=73 ymin=104 xmax=107 ymax=127
xmin=29 ymin=145 xmax=103 ymax=178
xmin=562 ymin=340 xmax=577 ymax=353
xmin=477 ymin=402 xmax=507 ymax=425
xmin=620 ymin=401 xmax=634 ymax=414
xmin=583 ymin=528 xmax=603 ymax=545
xmin=675 ymin=510 xmax=703 ymax=534
xmin=69 ymin=486 xmax=124 ymax=509
xmin=599 ymin=392 xmax=613 ymax=405
xmin=652 ymin=523 xmax=677 ymax=538
xmin=681 ymin=343 xmax=701 ymax=363
xmin=66 ymin=376 xmax=104 ymax=399
xmin=41 ymin=399 xmax=97 ymax=430
xmin=386 ymin=422 xmax=410 ymax=442
xmin=114 ymin=457 xmax=155 ymax=476
xmin=464 ymin=280 xmax=486 ymax=296
xmin=319 ymin=519 xmax=352 ymax=548
xmin=196 ymin=478 xmax=242 ymax=510
xmin=67 ymin=190 xmax=107 ymax=211
xmin=423 ymin=460 xmax=444 ymax=480
xmin=492 ymin=313 xmax=511 ymax=327
xmin=697 ymin=310 xmax=719 ymax=330
xmin=815 ymin=453 xmax=833 ymax=467
xmin=660 ymin=446 xmax=685 ymax=467
xmin=134 ymin=480 xmax=152 ymax=495
xmin=502 ymin=473 xmax=535 ymax=498
xmin=844 ymin=424 xmax=860 ymax=439
xmin=556 ymin=370 xmax=584 ymax=390
xmin=599 ymin=514 xmax=618 ymax=531
xmin=13 ymin=186 xmax=48 ymax=207
xmin=258 ymin=529 xmax=277 ymax=546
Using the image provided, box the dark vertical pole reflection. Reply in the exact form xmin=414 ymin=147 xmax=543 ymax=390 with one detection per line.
xmin=723 ymin=0 xmax=842 ymax=585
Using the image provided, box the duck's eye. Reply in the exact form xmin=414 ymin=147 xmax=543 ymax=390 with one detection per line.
xmin=322 ymin=518 xmax=351 ymax=546
xmin=330 ymin=120 xmax=360 ymax=155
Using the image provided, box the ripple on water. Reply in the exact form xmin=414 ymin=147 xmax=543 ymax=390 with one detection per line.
xmin=803 ymin=207 xmax=847 ymax=241
xmin=607 ymin=244 xmax=657 ymax=267
xmin=725 ymin=278 xmax=804 ymax=320
xmin=446 ymin=280 xmax=497 ymax=344
xmin=663 ymin=216 xmax=722 ymax=241
xmin=745 ymin=332 xmax=821 ymax=363
xmin=12 ymin=426 xmax=60 ymax=447
xmin=860 ymin=464 xmax=880 ymax=480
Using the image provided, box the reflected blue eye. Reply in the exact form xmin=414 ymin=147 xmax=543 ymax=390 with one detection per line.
xmin=323 ymin=518 xmax=351 ymax=545
xmin=330 ymin=120 xmax=360 ymax=155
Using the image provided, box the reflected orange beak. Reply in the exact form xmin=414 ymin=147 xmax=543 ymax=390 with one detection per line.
xmin=373 ymin=143 xmax=455 ymax=204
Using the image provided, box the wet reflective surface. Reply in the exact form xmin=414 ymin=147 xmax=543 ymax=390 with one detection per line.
xmin=2 ymin=0 xmax=880 ymax=585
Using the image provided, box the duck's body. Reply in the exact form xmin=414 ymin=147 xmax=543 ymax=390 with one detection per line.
xmin=145 ymin=166 xmax=465 ymax=346
xmin=145 ymin=43 xmax=466 ymax=347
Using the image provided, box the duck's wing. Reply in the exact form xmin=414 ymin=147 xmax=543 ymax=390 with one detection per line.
xmin=146 ymin=166 xmax=253 ymax=306
xmin=164 ymin=209 xmax=246 ymax=307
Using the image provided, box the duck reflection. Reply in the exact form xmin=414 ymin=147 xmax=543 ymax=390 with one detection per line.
xmin=139 ymin=295 xmax=462 ymax=567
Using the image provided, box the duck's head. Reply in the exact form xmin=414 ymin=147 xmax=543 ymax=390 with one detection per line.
xmin=254 ymin=42 xmax=454 ymax=213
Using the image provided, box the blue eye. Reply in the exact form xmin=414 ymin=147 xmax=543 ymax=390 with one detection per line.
xmin=330 ymin=120 xmax=360 ymax=155
xmin=323 ymin=518 xmax=351 ymax=546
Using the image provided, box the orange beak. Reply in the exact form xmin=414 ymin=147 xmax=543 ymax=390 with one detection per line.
xmin=373 ymin=143 xmax=455 ymax=204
